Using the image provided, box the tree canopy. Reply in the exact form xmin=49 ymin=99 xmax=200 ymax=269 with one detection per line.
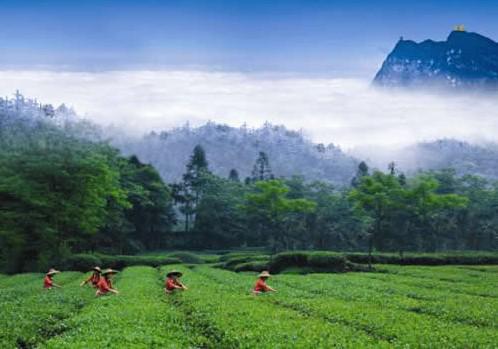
xmin=1 ymin=95 xmax=497 ymax=273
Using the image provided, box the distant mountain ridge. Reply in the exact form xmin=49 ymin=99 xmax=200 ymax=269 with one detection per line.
xmin=111 ymin=123 xmax=359 ymax=185
xmin=5 ymin=93 xmax=498 ymax=185
xmin=374 ymin=30 xmax=498 ymax=89
xmin=354 ymin=139 xmax=498 ymax=180
xmin=111 ymin=123 xmax=498 ymax=186
xmin=402 ymin=139 xmax=498 ymax=178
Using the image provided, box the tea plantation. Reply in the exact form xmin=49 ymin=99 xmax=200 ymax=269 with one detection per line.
xmin=1 ymin=264 xmax=497 ymax=348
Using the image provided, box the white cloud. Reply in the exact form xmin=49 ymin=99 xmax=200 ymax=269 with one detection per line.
xmin=0 ymin=70 xmax=497 ymax=149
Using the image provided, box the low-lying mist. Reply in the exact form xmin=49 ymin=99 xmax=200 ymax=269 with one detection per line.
xmin=0 ymin=70 xmax=497 ymax=157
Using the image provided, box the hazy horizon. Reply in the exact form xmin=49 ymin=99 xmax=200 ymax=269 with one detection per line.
xmin=2 ymin=70 xmax=498 ymax=154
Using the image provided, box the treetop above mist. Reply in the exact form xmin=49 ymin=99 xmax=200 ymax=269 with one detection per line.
xmin=113 ymin=121 xmax=359 ymax=186
xmin=5 ymin=92 xmax=498 ymax=186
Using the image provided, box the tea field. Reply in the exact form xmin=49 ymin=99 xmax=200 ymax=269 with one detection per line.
xmin=1 ymin=265 xmax=497 ymax=348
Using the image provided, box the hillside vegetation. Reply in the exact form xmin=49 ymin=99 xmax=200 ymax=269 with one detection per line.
xmin=1 ymin=94 xmax=497 ymax=275
xmin=112 ymin=122 xmax=358 ymax=185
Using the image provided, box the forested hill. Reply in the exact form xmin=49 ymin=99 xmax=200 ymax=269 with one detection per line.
xmin=111 ymin=123 xmax=359 ymax=185
xmin=0 ymin=92 xmax=78 ymax=133
xmin=112 ymin=124 xmax=498 ymax=185
xmin=356 ymin=139 xmax=498 ymax=179
xmin=2 ymin=93 xmax=498 ymax=274
xmin=0 ymin=94 xmax=176 ymax=272
xmin=404 ymin=140 xmax=498 ymax=178
xmin=4 ymin=93 xmax=498 ymax=185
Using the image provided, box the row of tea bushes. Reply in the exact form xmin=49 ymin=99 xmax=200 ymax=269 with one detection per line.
xmin=41 ymin=266 xmax=199 ymax=348
xmin=59 ymin=253 xmax=181 ymax=272
xmin=0 ymin=272 xmax=92 ymax=348
xmin=196 ymin=266 xmax=498 ymax=348
xmin=162 ymin=265 xmax=390 ymax=348
xmin=219 ymin=250 xmax=498 ymax=275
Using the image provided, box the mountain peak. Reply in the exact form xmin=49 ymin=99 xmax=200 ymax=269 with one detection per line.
xmin=374 ymin=30 xmax=498 ymax=89
xmin=447 ymin=29 xmax=470 ymax=40
xmin=447 ymin=30 xmax=497 ymax=47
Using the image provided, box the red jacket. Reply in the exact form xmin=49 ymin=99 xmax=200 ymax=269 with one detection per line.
xmin=97 ymin=277 xmax=111 ymax=294
xmin=90 ymin=273 xmax=100 ymax=286
xmin=254 ymin=278 xmax=271 ymax=292
xmin=165 ymin=277 xmax=181 ymax=291
xmin=84 ymin=273 xmax=100 ymax=286
xmin=43 ymin=275 xmax=53 ymax=289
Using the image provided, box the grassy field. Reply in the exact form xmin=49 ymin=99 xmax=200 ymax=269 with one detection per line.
xmin=1 ymin=264 xmax=497 ymax=348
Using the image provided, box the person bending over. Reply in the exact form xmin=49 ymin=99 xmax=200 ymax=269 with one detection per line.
xmin=44 ymin=269 xmax=62 ymax=289
xmin=253 ymin=271 xmax=276 ymax=295
xmin=164 ymin=270 xmax=188 ymax=294
xmin=96 ymin=269 xmax=119 ymax=296
xmin=80 ymin=266 xmax=101 ymax=288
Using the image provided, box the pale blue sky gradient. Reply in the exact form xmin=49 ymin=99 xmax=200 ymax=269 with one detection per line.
xmin=1 ymin=0 xmax=497 ymax=76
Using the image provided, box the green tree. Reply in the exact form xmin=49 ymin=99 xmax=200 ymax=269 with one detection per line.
xmin=175 ymin=145 xmax=211 ymax=232
xmin=95 ymin=155 xmax=175 ymax=252
xmin=454 ymin=175 xmax=498 ymax=250
xmin=304 ymin=181 xmax=370 ymax=250
xmin=228 ymin=168 xmax=240 ymax=182
xmin=0 ymin=136 xmax=128 ymax=272
xmin=349 ymin=171 xmax=468 ymax=266
xmin=351 ymin=161 xmax=369 ymax=187
xmin=193 ymin=174 xmax=249 ymax=248
xmin=243 ymin=179 xmax=316 ymax=252
xmin=348 ymin=171 xmax=404 ymax=268
xmin=406 ymin=174 xmax=468 ymax=251
xmin=251 ymin=151 xmax=274 ymax=182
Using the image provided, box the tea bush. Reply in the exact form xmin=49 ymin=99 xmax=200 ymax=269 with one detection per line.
xmin=195 ymin=266 xmax=498 ymax=348
xmin=60 ymin=254 xmax=103 ymax=271
xmin=233 ymin=261 xmax=269 ymax=272
xmin=97 ymin=254 xmax=181 ymax=269
xmin=167 ymin=251 xmax=205 ymax=264
xmin=1 ymin=261 xmax=497 ymax=348
xmin=345 ymin=251 xmax=498 ymax=265
xmin=160 ymin=265 xmax=389 ymax=348
xmin=42 ymin=266 xmax=200 ymax=348
xmin=270 ymin=251 xmax=347 ymax=273
xmin=0 ymin=271 xmax=93 ymax=348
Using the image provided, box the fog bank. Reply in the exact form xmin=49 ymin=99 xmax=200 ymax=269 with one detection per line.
xmin=0 ymin=70 xmax=497 ymax=150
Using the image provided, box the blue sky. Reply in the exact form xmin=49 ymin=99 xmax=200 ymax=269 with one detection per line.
xmin=1 ymin=0 xmax=497 ymax=76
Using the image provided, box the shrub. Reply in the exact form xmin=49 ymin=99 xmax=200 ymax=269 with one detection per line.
xmin=61 ymin=254 xmax=103 ymax=272
xmin=219 ymin=251 xmax=268 ymax=262
xmin=269 ymin=252 xmax=309 ymax=273
xmin=223 ymin=256 xmax=254 ymax=269
xmin=221 ymin=255 xmax=269 ymax=270
xmin=210 ymin=262 xmax=225 ymax=269
xmin=233 ymin=261 xmax=269 ymax=272
xmin=42 ymin=267 xmax=196 ymax=348
xmin=221 ymin=250 xmax=498 ymax=275
xmin=269 ymin=252 xmax=349 ymax=274
xmin=307 ymin=252 xmax=346 ymax=271
xmin=0 ymin=272 xmax=93 ymax=348
xmin=97 ymin=254 xmax=181 ymax=269
xmin=56 ymin=253 xmax=182 ymax=272
xmin=279 ymin=267 xmax=315 ymax=274
xmin=345 ymin=252 xmax=498 ymax=266
xmin=200 ymin=255 xmax=220 ymax=263
xmin=168 ymin=252 xmax=204 ymax=264
xmin=345 ymin=261 xmax=373 ymax=272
